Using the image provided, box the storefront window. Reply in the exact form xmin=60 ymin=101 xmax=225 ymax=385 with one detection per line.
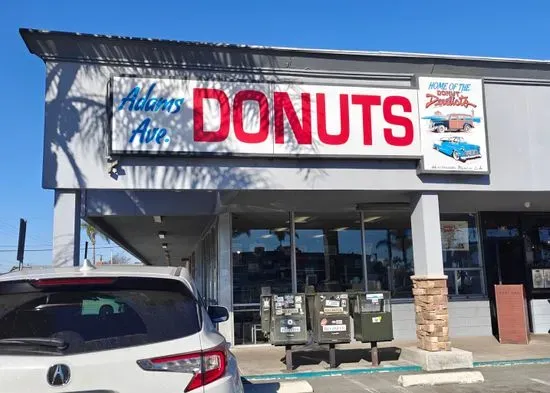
xmin=231 ymin=213 xmax=292 ymax=345
xmin=232 ymin=213 xmax=293 ymax=304
xmin=295 ymin=213 xmax=363 ymax=292
xmin=442 ymin=213 xmax=485 ymax=296
xmin=364 ymin=214 xmax=414 ymax=298
xmin=230 ymin=210 xmax=486 ymax=345
xmin=518 ymin=214 xmax=550 ymax=294
xmin=233 ymin=307 xmax=268 ymax=345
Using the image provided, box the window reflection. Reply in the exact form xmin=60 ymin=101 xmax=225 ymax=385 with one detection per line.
xmin=441 ymin=214 xmax=481 ymax=268
xmin=442 ymin=213 xmax=485 ymax=296
xmin=364 ymin=214 xmax=414 ymax=298
xmin=232 ymin=213 xmax=292 ymax=305
xmin=457 ymin=270 xmax=483 ymax=294
xmin=233 ymin=309 xmax=268 ymax=345
xmin=523 ymin=215 xmax=550 ymax=268
xmin=295 ymin=213 xmax=363 ymax=292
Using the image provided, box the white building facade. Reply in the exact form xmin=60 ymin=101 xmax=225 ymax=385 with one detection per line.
xmin=22 ymin=28 xmax=550 ymax=346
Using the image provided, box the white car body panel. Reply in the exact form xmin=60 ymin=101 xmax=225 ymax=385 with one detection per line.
xmin=0 ymin=265 xmax=244 ymax=393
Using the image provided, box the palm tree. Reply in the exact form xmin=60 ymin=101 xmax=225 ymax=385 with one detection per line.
xmin=375 ymin=229 xmax=414 ymax=294
xmin=81 ymin=221 xmax=109 ymax=263
xmin=269 ymin=229 xmax=299 ymax=248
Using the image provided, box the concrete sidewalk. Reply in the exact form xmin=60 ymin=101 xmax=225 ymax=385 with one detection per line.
xmin=234 ymin=335 xmax=550 ymax=379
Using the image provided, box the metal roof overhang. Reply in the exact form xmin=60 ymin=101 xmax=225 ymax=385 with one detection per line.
xmin=18 ymin=28 xmax=550 ymax=83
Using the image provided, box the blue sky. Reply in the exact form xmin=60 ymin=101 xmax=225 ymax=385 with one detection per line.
xmin=0 ymin=1 xmax=548 ymax=272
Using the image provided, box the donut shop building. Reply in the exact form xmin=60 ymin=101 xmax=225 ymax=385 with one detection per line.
xmin=21 ymin=28 xmax=550 ymax=346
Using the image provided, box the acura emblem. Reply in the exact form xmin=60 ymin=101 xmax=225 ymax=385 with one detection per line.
xmin=47 ymin=364 xmax=70 ymax=386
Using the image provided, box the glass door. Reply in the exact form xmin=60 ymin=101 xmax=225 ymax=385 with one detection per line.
xmin=480 ymin=212 xmax=526 ymax=335
xmin=521 ymin=214 xmax=550 ymax=298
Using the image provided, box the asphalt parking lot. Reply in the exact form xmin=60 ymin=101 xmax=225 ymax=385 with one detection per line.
xmin=306 ymin=364 xmax=550 ymax=393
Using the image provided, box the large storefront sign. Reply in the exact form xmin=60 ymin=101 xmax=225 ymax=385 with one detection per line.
xmin=109 ymin=75 xmax=489 ymax=174
xmin=417 ymin=77 xmax=489 ymax=173
xmin=110 ymin=76 xmax=421 ymax=158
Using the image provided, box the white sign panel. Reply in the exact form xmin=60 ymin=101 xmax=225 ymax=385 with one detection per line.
xmin=110 ymin=76 xmax=421 ymax=157
xmin=280 ymin=326 xmax=301 ymax=333
xmin=440 ymin=221 xmax=470 ymax=251
xmin=417 ymin=77 xmax=489 ymax=173
xmin=322 ymin=324 xmax=347 ymax=332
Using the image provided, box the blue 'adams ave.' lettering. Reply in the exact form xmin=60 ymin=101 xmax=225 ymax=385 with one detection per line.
xmin=117 ymin=83 xmax=185 ymax=145
xmin=117 ymin=83 xmax=185 ymax=114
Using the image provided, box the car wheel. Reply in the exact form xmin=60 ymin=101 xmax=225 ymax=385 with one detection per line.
xmin=437 ymin=125 xmax=446 ymax=133
xmin=463 ymin=124 xmax=471 ymax=132
xmin=452 ymin=151 xmax=460 ymax=161
xmin=99 ymin=304 xmax=114 ymax=318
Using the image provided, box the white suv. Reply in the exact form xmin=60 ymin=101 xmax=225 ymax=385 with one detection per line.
xmin=0 ymin=263 xmax=244 ymax=393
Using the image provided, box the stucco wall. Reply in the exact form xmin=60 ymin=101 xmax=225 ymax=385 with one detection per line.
xmin=391 ymin=300 xmax=492 ymax=340
xmin=42 ymin=61 xmax=550 ymax=192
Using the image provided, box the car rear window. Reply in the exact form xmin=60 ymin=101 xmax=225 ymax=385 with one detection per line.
xmin=0 ymin=277 xmax=201 ymax=356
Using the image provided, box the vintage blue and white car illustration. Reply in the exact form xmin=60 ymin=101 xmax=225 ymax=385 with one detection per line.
xmin=433 ymin=137 xmax=482 ymax=161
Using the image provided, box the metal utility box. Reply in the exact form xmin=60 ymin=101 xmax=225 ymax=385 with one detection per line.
xmin=352 ymin=291 xmax=393 ymax=343
xmin=307 ymin=292 xmax=351 ymax=344
xmin=268 ymin=293 xmax=308 ymax=346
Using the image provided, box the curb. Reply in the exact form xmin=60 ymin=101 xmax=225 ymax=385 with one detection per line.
xmin=473 ymin=358 xmax=550 ymax=367
xmin=241 ymin=357 xmax=550 ymax=382
xmin=242 ymin=365 xmax=422 ymax=381
xmin=398 ymin=371 xmax=484 ymax=387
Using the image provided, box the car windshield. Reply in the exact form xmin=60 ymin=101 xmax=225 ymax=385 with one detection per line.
xmin=0 ymin=277 xmax=200 ymax=356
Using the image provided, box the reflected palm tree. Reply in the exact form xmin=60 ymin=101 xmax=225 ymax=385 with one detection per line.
xmin=375 ymin=230 xmax=413 ymax=268
xmin=269 ymin=229 xmax=299 ymax=248
xmin=375 ymin=230 xmax=414 ymax=294
xmin=233 ymin=229 xmax=251 ymax=238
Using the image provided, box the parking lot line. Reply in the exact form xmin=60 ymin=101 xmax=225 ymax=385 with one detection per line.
xmin=529 ymin=378 xmax=550 ymax=387
xmin=344 ymin=376 xmax=380 ymax=393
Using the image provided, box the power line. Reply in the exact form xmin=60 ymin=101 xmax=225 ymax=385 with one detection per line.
xmin=0 ymin=240 xmax=119 ymax=249
xmin=0 ymin=219 xmax=51 ymax=245
xmin=0 ymin=245 xmax=126 ymax=253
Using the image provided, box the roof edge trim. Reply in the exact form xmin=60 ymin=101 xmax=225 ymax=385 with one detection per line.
xmin=19 ymin=27 xmax=550 ymax=66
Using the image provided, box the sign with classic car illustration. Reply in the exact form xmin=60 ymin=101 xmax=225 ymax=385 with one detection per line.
xmin=417 ymin=77 xmax=489 ymax=173
xmin=109 ymin=75 xmax=489 ymax=175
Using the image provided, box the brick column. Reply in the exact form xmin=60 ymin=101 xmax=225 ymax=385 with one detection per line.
xmin=412 ymin=275 xmax=451 ymax=351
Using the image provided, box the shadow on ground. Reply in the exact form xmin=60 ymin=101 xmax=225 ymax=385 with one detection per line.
xmin=280 ymin=345 xmax=402 ymax=370
xmin=242 ymin=381 xmax=282 ymax=393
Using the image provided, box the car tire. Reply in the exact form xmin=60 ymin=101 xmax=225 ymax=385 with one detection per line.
xmin=99 ymin=304 xmax=114 ymax=318
xmin=437 ymin=125 xmax=446 ymax=133
xmin=463 ymin=124 xmax=471 ymax=132
xmin=452 ymin=151 xmax=460 ymax=161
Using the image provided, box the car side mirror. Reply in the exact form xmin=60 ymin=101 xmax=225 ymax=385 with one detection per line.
xmin=208 ymin=306 xmax=229 ymax=323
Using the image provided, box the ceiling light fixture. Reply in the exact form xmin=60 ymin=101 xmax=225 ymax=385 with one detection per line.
xmin=294 ymin=216 xmax=311 ymax=223
xmin=332 ymin=227 xmax=349 ymax=232
xmin=363 ymin=216 xmax=382 ymax=223
xmin=153 ymin=216 xmax=163 ymax=224
xmin=158 ymin=231 xmax=166 ymax=239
